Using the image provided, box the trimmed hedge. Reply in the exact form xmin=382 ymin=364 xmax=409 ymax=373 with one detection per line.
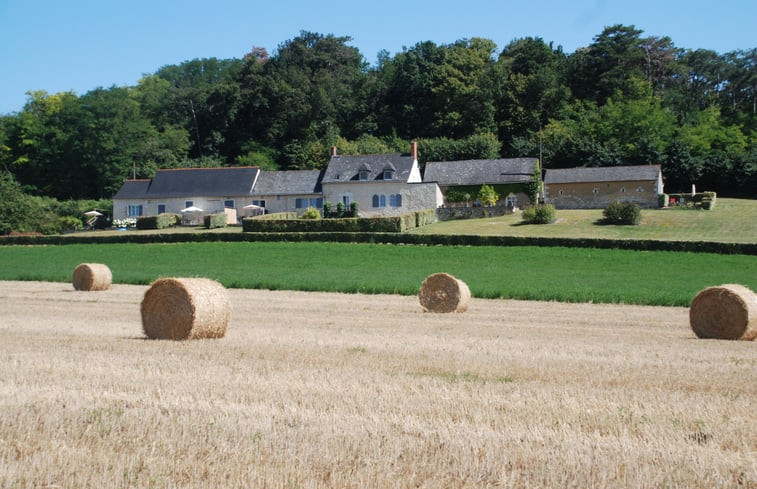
xmin=204 ymin=213 xmax=227 ymax=229
xmin=242 ymin=210 xmax=436 ymax=233
xmin=1 ymin=231 xmax=755 ymax=255
xmin=415 ymin=209 xmax=437 ymax=227
xmin=243 ymin=216 xmax=404 ymax=233
xmin=136 ymin=213 xmax=177 ymax=230
xmin=251 ymin=212 xmax=297 ymax=221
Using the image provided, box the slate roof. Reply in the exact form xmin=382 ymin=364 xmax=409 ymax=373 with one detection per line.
xmin=321 ymin=154 xmax=415 ymax=183
xmin=251 ymin=170 xmax=323 ymax=196
xmin=544 ymin=165 xmax=661 ymax=184
xmin=114 ymin=167 xmax=261 ymax=199
xmin=423 ymin=158 xmax=538 ymax=185
xmin=113 ymin=179 xmax=151 ymax=199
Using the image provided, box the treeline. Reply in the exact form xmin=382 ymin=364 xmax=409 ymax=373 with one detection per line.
xmin=0 ymin=25 xmax=755 ymax=201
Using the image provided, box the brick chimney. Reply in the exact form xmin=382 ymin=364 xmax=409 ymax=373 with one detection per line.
xmin=410 ymin=141 xmax=418 ymax=161
xmin=331 ymin=145 xmax=338 ymax=157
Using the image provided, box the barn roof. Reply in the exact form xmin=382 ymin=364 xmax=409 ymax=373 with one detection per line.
xmin=544 ymin=165 xmax=661 ymax=184
xmin=112 ymin=179 xmax=151 ymax=199
xmin=251 ymin=170 xmax=323 ymax=196
xmin=113 ymin=167 xmax=261 ymax=199
xmin=423 ymin=158 xmax=538 ymax=185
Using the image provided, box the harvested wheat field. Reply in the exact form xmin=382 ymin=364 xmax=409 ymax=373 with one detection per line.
xmin=0 ymin=280 xmax=755 ymax=488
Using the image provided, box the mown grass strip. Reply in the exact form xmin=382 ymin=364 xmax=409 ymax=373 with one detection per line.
xmin=0 ymin=242 xmax=754 ymax=306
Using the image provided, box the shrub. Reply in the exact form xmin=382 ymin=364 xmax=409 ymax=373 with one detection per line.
xmin=521 ymin=204 xmax=556 ymax=224
xmin=658 ymin=193 xmax=669 ymax=208
xmin=204 ymin=213 xmax=227 ymax=229
xmin=58 ymin=216 xmax=83 ymax=232
xmin=478 ymin=184 xmax=499 ymax=206
xmin=603 ymin=201 xmax=641 ymax=225
xmin=136 ymin=214 xmax=176 ymax=230
xmin=301 ymin=207 xmax=321 ymax=220
xmin=252 ymin=212 xmax=297 ymax=221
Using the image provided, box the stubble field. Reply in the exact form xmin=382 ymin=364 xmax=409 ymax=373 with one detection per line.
xmin=0 ymin=280 xmax=755 ymax=488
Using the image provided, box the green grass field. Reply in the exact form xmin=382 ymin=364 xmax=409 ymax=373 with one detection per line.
xmin=411 ymin=198 xmax=757 ymax=243
xmin=1 ymin=241 xmax=754 ymax=306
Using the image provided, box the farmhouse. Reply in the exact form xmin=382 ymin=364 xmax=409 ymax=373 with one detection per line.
xmin=423 ymin=157 xmax=539 ymax=208
xmin=544 ymin=164 xmax=663 ymax=209
xmin=112 ymin=167 xmax=260 ymax=220
xmin=250 ymin=170 xmax=324 ymax=216
xmin=320 ymin=142 xmax=443 ymax=217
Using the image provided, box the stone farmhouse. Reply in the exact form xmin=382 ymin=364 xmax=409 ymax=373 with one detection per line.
xmin=320 ymin=142 xmax=443 ymax=217
xmin=544 ymin=164 xmax=663 ymax=209
xmin=113 ymin=143 xmax=442 ymax=221
xmin=250 ymin=169 xmax=324 ymax=216
xmin=113 ymin=146 xmax=664 ymax=222
xmin=424 ymin=157 xmax=539 ymax=208
xmin=112 ymin=167 xmax=261 ymax=220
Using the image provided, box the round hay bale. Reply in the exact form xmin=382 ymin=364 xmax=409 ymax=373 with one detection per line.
xmin=419 ymin=272 xmax=471 ymax=313
xmin=72 ymin=263 xmax=112 ymax=291
xmin=141 ymin=278 xmax=230 ymax=340
xmin=689 ymin=284 xmax=757 ymax=340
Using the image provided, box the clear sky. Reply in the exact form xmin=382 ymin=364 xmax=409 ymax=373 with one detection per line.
xmin=1 ymin=0 xmax=755 ymax=115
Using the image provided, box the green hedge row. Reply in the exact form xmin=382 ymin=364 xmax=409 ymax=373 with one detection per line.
xmin=136 ymin=213 xmax=179 ymax=230
xmin=204 ymin=213 xmax=227 ymax=229
xmin=243 ymin=216 xmax=403 ymax=233
xmin=251 ymin=212 xmax=297 ymax=221
xmin=242 ymin=210 xmax=437 ymax=233
xmin=1 ymin=231 xmax=754 ymax=255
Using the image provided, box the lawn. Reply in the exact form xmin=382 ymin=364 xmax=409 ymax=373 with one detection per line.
xmin=411 ymin=198 xmax=757 ymax=243
xmin=0 ymin=241 xmax=755 ymax=306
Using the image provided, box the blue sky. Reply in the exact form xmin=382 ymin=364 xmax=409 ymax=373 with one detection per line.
xmin=1 ymin=0 xmax=755 ymax=114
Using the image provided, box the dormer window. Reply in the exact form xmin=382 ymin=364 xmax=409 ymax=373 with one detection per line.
xmin=358 ymin=163 xmax=372 ymax=181
xmin=382 ymin=162 xmax=396 ymax=180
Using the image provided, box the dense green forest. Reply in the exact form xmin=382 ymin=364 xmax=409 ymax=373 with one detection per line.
xmin=1 ymin=24 xmax=755 ymax=204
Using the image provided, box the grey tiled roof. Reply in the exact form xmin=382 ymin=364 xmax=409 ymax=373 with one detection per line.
xmin=423 ymin=158 xmax=538 ymax=185
xmin=251 ymin=170 xmax=323 ymax=196
xmin=113 ymin=179 xmax=151 ymax=199
xmin=140 ymin=167 xmax=260 ymax=198
xmin=544 ymin=165 xmax=661 ymax=184
xmin=321 ymin=154 xmax=414 ymax=183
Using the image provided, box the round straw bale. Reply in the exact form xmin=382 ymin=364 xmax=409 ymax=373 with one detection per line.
xmin=72 ymin=263 xmax=112 ymax=291
xmin=689 ymin=284 xmax=757 ymax=340
xmin=141 ymin=278 xmax=230 ymax=340
xmin=419 ymin=272 xmax=471 ymax=313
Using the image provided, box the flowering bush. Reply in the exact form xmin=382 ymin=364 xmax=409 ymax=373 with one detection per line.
xmin=112 ymin=218 xmax=137 ymax=229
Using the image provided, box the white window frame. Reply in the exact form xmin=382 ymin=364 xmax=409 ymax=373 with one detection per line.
xmin=127 ymin=205 xmax=143 ymax=217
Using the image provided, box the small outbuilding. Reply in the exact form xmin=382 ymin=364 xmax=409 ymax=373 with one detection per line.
xmin=544 ymin=164 xmax=663 ymax=209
